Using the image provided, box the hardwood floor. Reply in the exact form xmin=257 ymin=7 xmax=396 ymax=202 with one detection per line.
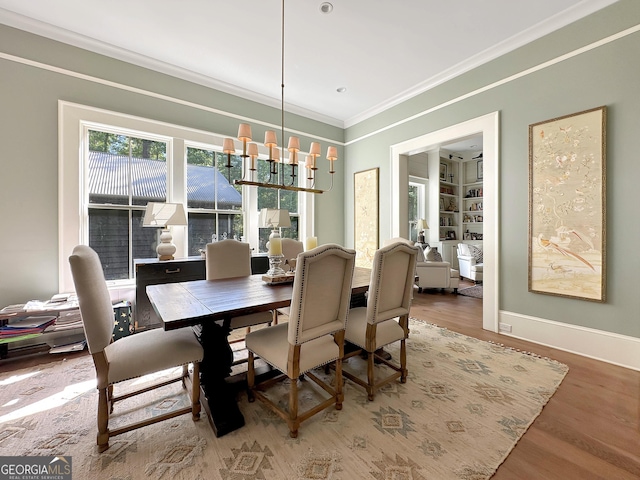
xmin=411 ymin=283 xmax=640 ymax=480
xmin=2 ymin=284 xmax=638 ymax=479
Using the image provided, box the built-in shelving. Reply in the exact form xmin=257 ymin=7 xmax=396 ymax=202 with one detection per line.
xmin=426 ymin=148 xmax=483 ymax=266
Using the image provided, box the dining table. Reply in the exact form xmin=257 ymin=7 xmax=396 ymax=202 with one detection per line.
xmin=146 ymin=266 xmax=372 ymax=437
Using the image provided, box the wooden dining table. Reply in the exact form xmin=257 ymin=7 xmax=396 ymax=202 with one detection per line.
xmin=146 ymin=266 xmax=372 ymax=437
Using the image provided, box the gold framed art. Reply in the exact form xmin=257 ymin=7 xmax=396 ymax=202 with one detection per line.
xmin=528 ymin=106 xmax=606 ymax=302
xmin=354 ymin=167 xmax=379 ymax=268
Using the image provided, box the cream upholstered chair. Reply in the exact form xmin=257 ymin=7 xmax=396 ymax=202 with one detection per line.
xmin=245 ymin=244 xmax=356 ymax=438
xmin=281 ymin=238 xmax=304 ymax=271
xmin=69 ymin=245 xmax=203 ymax=453
xmin=342 ymin=241 xmax=419 ymax=401
xmin=206 ymin=239 xmax=273 ymax=330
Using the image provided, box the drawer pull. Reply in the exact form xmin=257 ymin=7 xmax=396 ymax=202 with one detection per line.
xmin=165 ymin=268 xmax=181 ymax=274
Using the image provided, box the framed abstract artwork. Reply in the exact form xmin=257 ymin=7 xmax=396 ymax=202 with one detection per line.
xmin=354 ymin=168 xmax=379 ymax=268
xmin=528 ymin=106 xmax=606 ymax=302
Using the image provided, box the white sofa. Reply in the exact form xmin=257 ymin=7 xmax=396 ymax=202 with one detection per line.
xmin=457 ymin=243 xmax=483 ymax=283
xmin=384 ymin=238 xmax=459 ymax=293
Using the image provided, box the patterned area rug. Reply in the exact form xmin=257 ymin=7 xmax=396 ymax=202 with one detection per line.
xmin=0 ymin=319 xmax=568 ymax=480
xmin=458 ymin=285 xmax=483 ymax=298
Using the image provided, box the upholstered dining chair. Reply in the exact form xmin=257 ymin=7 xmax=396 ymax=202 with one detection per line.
xmin=206 ymin=239 xmax=274 ymax=331
xmin=281 ymin=238 xmax=304 ymax=271
xmin=342 ymin=241 xmax=419 ymax=401
xmin=68 ymin=245 xmax=203 ymax=453
xmin=245 ymin=244 xmax=356 ymax=438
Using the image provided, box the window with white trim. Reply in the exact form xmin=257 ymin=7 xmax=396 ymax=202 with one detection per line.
xmin=408 ymin=178 xmax=426 ymax=242
xmin=59 ymin=102 xmax=310 ymax=291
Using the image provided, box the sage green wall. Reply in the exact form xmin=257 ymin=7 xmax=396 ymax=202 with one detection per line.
xmin=0 ymin=24 xmax=344 ymax=307
xmin=344 ymin=0 xmax=640 ymax=339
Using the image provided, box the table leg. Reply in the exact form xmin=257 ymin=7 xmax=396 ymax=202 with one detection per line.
xmin=196 ymin=321 xmax=245 ymax=437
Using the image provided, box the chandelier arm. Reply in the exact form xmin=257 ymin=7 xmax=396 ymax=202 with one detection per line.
xmin=235 ymin=179 xmax=325 ymax=194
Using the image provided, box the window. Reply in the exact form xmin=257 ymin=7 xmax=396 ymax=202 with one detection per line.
xmin=408 ymin=178 xmax=426 ymax=242
xmin=256 ymin=159 xmax=300 ymax=252
xmin=186 ymin=145 xmax=244 ymax=256
xmin=59 ymin=102 xmax=314 ymax=291
xmin=87 ymin=130 xmax=168 ymax=280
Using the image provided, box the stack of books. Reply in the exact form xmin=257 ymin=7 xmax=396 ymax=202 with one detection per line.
xmin=0 ymin=315 xmax=57 ymax=344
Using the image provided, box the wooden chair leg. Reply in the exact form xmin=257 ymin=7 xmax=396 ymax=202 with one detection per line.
xmin=191 ymin=362 xmax=201 ymax=420
xmin=367 ymin=351 xmax=375 ymax=401
xmin=97 ymin=387 xmax=110 ymax=452
xmin=400 ymin=339 xmax=408 ymax=383
xmin=335 ymin=358 xmax=344 ymax=410
xmin=181 ymin=364 xmax=189 ymax=388
xmin=107 ymin=384 xmax=114 ymax=413
xmin=247 ymin=351 xmax=255 ymax=402
xmin=288 ymin=377 xmax=299 ymax=438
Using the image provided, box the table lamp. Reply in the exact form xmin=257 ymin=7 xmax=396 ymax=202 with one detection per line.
xmin=143 ymin=202 xmax=188 ymax=260
xmin=416 ymin=218 xmax=429 ymax=246
xmin=259 ymin=208 xmax=290 ymax=276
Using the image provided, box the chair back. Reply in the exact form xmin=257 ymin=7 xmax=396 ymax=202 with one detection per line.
xmin=206 ymin=239 xmax=252 ymax=280
xmin=383 ymin=237 xmax=413 ymax=247
xmin=366 ymin=242 xmax=419 ymax=325
xmin=68 ymin=245 xmax=115 ymax=355
xmin=287 ymin=244 xmax=356 ymax=345
xmin=281 ymin=238 xmax=304 ymax=262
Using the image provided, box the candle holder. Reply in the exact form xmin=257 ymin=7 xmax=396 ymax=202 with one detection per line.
xmin=267 ymin=253 xmax=286 ymax=276
xmin=267 ymin=229 xmax=286 ymax=276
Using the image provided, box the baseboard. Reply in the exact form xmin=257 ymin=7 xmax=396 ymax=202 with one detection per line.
xmin=498 ymin=311 xmax=640 ymax=371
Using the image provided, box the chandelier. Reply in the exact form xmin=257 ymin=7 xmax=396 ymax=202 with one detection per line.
xmin=224 ymin=0 xmax=338 ymax=194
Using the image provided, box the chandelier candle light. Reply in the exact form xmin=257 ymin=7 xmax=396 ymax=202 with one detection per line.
xmin=226 ymin=0 xmax=338 ymax=194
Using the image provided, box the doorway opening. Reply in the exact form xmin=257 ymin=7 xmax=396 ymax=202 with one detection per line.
xmin=390 ymin=112 xmax=499 ymax=332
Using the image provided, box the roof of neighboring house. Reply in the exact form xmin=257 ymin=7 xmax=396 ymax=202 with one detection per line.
xmin=88 ymin=151 xmax=242 ymax=208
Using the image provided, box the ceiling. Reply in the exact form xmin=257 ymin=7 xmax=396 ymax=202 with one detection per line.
xmin=0 ymin=0 xmax=617 ymax=128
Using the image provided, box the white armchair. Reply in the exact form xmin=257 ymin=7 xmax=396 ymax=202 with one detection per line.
xmin=415 ymin=247 xmax=459 ymax=294
xmin=382 ymin=238 xmax=458 ymax=293
xmin=457 ymin=243 xmax=483 ymax=283
xmin=416 ymin=260 xmax=456 ymax=293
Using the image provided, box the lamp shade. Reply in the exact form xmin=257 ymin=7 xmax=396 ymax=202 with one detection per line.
xmin=305 ymin=154 xmax=316 ymax=169
xmin=143 ymin=202 xmax=188 ymax=227
xmin=223 ymin=138 xmax=236 ymax=154
xmin=237 ymin=123 xmax=252 ymax=142
xmin=326 ymin=146 xmax=338 ymax=161
xmin=417 ymin=218 xmax=429 ymax=230
xmin=287 ymin=136 xmax=300 ymax=152
xmin=259 ymin=208 xmax=291 ymax=228
xmin=264 ymin=130 xmax=278 ymax=147
xmin=309 ymin=142 xmax=321 ymax=157
xmin=247 ymin=142 xmax=259 ymax=158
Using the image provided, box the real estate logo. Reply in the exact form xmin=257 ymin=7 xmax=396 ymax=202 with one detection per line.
xmin=0 ymin=456 xmax=72 ymax=480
